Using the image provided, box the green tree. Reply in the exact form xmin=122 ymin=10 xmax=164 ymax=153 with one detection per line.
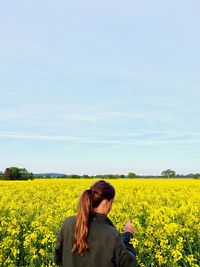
xmin=161 ymin=169 xmax=176 ymax=178
xmin=82 ymin=175 xmax=90 ymax=179
xmin=19 ymin=168 xmax=34 ymax=180
xmin=3 ymin=168 xmax=12 ymax=180
xmin=128 ymin=172 xmax=136 ymax=178
xmin=3 ymin=167 xmax=33 ymax=180
xmin=70 ymin=174 xmax=81 ymax=179
xmin=3 ymin=167 xmax=20 ymax=180
xmin=193 ymin=173 xmax=200 ymax=179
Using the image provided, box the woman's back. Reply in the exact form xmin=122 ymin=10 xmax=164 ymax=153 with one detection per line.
xmin=55 ymin=212 xmax=136 ymax=267
xmin=55 ymin=180 xmax=137 ymax=267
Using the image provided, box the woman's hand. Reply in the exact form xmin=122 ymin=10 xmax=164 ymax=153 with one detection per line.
xmin=124 ymin=220 xmax=136 ymax=235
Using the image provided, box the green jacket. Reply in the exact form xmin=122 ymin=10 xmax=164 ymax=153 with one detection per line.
xmin=55 ymin=212 xmax=137 ymax=267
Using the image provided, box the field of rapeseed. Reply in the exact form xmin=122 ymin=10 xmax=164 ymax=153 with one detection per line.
xmin=0 ymin=179 xmax=200 ymax=266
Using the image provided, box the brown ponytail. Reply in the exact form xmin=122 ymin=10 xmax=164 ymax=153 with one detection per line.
xmin=72 ymin=180 xmax=115 ymax=255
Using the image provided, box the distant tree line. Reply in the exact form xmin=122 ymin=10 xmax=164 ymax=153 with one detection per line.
xmin=34 ymin=170 xmax=199 ymax=179
xmin=57 ymin=172 xmax=136 ymax=179
xmin=34 ymin=170 xmax=200 ymax=179
xmin=0 ymin=167 xmax=199 ymax=180
xmin=34 ymin=172 xmax=137 ymax=179
xmin=161 ymin=169 xmax=200 ymax=179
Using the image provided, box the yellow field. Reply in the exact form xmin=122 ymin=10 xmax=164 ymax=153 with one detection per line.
xmin=0 ymin=179 xmax=200 ymax=266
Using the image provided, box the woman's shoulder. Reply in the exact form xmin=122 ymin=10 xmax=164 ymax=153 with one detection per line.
xmin=61 ymin=215 xmax=76 ymax=229
xmin=64 ymin=215 xmax=76 ymax=224
xmin=94 ymin=218 xmax=121 ymax=239
xmin=105 ymin=223 xmax=121 ymax=237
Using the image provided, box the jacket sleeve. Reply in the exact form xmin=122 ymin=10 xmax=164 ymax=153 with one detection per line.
xmin=122 ymin=232 xmax=136 ymax=257
xmin=113 ymin=232 xmax=137 ymax=267
xmin=54 ymin=223 xmax=64 ymax=266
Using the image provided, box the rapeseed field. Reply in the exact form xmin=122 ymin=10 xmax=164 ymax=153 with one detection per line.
xmin=0 ymin=179 xmax=199 ymax=266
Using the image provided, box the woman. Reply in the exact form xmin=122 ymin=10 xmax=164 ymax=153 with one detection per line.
xmin=55 ymin=180 xmax=137 ymax=267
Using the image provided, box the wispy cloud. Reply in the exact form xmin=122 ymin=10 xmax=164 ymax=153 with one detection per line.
xmin=1 ymin=131 xmax=199 ymax=148
xmin=0 ymin=133 xmax=81 ymax=141
xmin=0 ymin=104 xmax=180 ymax=126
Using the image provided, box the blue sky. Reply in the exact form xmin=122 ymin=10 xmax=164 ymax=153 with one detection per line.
xmin=0 ymin=0 xmax=200 ymax=175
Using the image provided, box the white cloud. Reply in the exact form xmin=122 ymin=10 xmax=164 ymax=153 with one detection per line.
xmin=0 ymin=133 xmax=81 ymax=141
xmin=1 ymin=131 xmax=199 ymax=148
xmin=0 ymin=104 xmax=179 ymax=126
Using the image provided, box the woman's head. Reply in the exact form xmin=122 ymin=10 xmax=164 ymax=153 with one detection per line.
xmin=89 ymin=179 xmax=115 ymax=214
xmin=72 ymin=180 xmax=115 ymax=255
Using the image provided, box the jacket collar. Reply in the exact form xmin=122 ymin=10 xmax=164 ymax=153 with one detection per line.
xmin=91 ymin=212 xmax=115 ymax=227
